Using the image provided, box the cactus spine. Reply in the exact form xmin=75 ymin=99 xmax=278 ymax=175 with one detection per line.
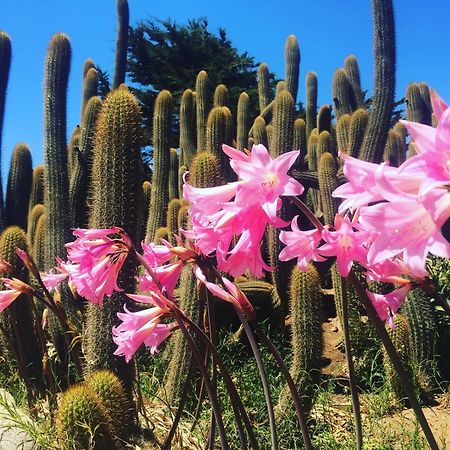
xmin=27 ymin=203 xmax=45 ymax=251
xmin=349 ymin=108 xmax=369 ymax=158
xmin=28 ymin=165 xmax=45 ymax=215
xmin=318 ymin=152 xmax=338 ymax=225
xmin=257 ymin=63 xmax=271 ymax=113
xmin=179 ymin=89 xmax=196 ymax=166
xmin=306 ymin=71 xmax=317 ymax=140
xmin=195 ymin=70 xmax=212 ymax=152
xmin=336 ymin=114 xmax=351 ymax=153
xmin=112 ymin=0 xmax=129 ymax=89
xmin=169 ymin=148 xmax=179 ymax=201
xmin=406 ymin=82 xmax=432 ymax=125
xmin=189 ymin=151 xmax=222 ymax=189
xmin=213 ymin=83 xmax=229 ymax=107
xmin=332 ymin=68 xmax=356 ymax=119
xmin=237 ymin=92 xmax=250 ymax=151
xmin=0 ymin=32 xmax=11 ymax=231
xmin=33 ymin=214 xmax=46 ymax=271
xmin=344 ymin=55 xmax=366 ymax=108
xmin=80 ymin=67 xmax=98 ymax=121
xmin=5 ymin=143 xmax=32 ymax=230
xmin=293 ymin=118 xmax=306 ymax=169
xmin=167 ymin=198 xmax=182 ymax=241
xmin=317 ymin=105 xmax=332 ymax=133
xmin=85 ymin=86 xmax=143 ymax=398
xmin=146 ymin=90 xmax=172 ymax=242
xmin=252 ymin=116 xmax=268 ymax=148
xmin=284 ymin=35 xmax=300 ymax=102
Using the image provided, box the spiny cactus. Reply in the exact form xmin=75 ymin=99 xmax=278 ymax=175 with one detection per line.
xmin=56 ymin=385 xmax=118 ymax=450
xmin=179 ymin=89 xmax=196 ymax=167
xmin=383 ymin=129 xmax=404 ymax=166
xmin=80 ymin=67 xmax=98 ymax=122
xmin=213 ymin=83 xmax=229 ymax=107
xmin=67 ymin=126 xmax=80 ymax=178
xmin=146 ymin=90 xmax=172 ymax=242
xmin=336 ymin=114 xmax=351 ymax=153
xmin=33 ymin=214 xmax=46 ymax=271
xmin=178 ymin=205 xmax=190 ymax=240
xmin=252 ymin=116 xmax=268 ymax=148
xmin=27 ymin=204 xmax=45 ymax=251
xmin=317 ymin=130 xmax=334 ymax=161
xmin=28 ymin=165 xmax=45 ymax=215
xmin=318 ymin=152 xmax=338 ymax=225
xmin=332 ymin=68 xmax=357 ymax=119
xmin=5 ymin=143 xmax=32 ymax=230
xmin=196 ymin=70 xmax=212 ymax=152
xmin=284 ymin=35 xmax=300 ymax=102
xmin=349 ymin=108 xmax=369 ymax=158
xmin=139 ymin=180 xmax=151 ymax=243
xmin=112 ymin=0 xmax=129 ymax=89
xmin=292 ymin=118 xmax=306 ymax=170
xmin=154 ymin=226 xmax=170 ymax=243
xmin=237 ymin=92 xmax=250 ymax=151
xmin=271 ymin=90 xmax=295 ymax=157
xmin=344 ymin=54 xmax=366 ymax=108
xmin=169 ymin=148 xmax=179 ymax=201
xmin=406 ymin=82 xmax=432 ymax=126
xmin=317 ymin=105 xmax=332 ymax=134
xmin=167 ymin=198 xmax=182 ymax=241
xmin=85 ymin=370 xmax=132 ymax=440
xmin=257 ymin=63 xmax=271 ymax=113
xmin=85 ymin=86 xmax=143 ymax=398
xmin=178 ymin=165 xmax=187 ymax=200
xmin=359 ymin=0 xmax=396 ymax=163
xmin=189 ymin=151 xmax=222 ymax=189
xmin=276 ymin=264 xmax=322 ymax=420
xmin=0 ymin=32 xmax=12 ymax=231
xmin=305 ymin=71 xmax=317 ymax=140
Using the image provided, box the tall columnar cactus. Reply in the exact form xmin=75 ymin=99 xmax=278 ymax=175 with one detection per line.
xmin=67 ymin=126 xmax=80 ymax=178
xmin=195 ymin=70 xmax=212 ymax=152
xmin=213 ymin=83 xmax=229 ymax=107
xmin=344 ymin=55 xmax=366 ymax=108
xmin=336 ymin=114 xmax=351 ymax=153
xmin=56 ymin=385 xmax=118 ymax=450
xmin=112 ymin=0 xmax=129 ymax=89
xmin=85 ymin=86 xmax=143 ymax=398
xmin=317 ymin=105 xmax=332 ymax=133
xmin=69 ymin=96 xmax=102 ymax=228
xmin=257 ymin=63 xmax=271 ymax=113
xmin=237 ymin=92 xmax=250 ymax=151
xmin=33 ymin=214 xmax=46 ymax=271
xmin=178 ymin=205 xmax=190 ymax=240
xmin=332 ymin=68 xmax=356 ymax=119
xmin=406 ymin=82 xmax=432 ymax=126
xmin=80 ymin=67 xmax=98 ymax=122
xmin=383 ymin=129 xmax=403 ymax=167
xmin=292 ymin=118 xmax=306 ymax=170
xmin=271 ymin=90 xmax=295 ymax=157
xmin=169 ymin=148 xmax=179 ymax=201
xmin=0 ymin=226 xmax=44 ymax=392
xmin=318 ymin=152 xmax=338 ymax=225
xmin=28 ymin=165 xmax=45 ymax=215
xmin=140 ymin=180 xmax=151 ymax=243
xmin=349 ymin=108 xmax=369 ymax=158
xmin=179 ymin=89 xmax=196 ymax=166
xmin=0 ymin=32 xmax=11 ymax=231
xmin=27 ymin=203 xmax=45 ymax=251
xmin=189 ymin=151 xmax=222 ymax=189
xmin=276 ymin=264 xmax=322 ymax=419
xmin=317 ymin=130 xmax=335 ymax=161
xmin=5 ymin=143 xmax=32 ymax=230
xmin=306 ymin=71 xmax=318 ymax=140
xmin=252 ymin=117 xmax=268 ymax=148
xmin=178 ymin=165 xmax=187 ymax=200
xmin=166 ymin=198 xmax=182 ymax=241
xmin=206 ymin=106 xmax=233 ymax=180
xmin=418 ymin=82 xmax=432 ymax=122
xmin=359 ymin=0 xmax=396 ymax=163
xmin=82 ymin=58 xmax=95 ymax=78
xmin=146 ymin=90 xmax=172 ymax=242
xmin=284 ymin=35 xmax=300 ymax=102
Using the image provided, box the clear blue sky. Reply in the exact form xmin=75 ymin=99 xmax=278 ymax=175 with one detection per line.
xmin=1 ymin=0 xmax=450 ymax=175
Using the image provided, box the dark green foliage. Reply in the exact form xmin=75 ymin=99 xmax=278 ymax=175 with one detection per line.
xmin=349 ymin=108 xmax=369 ymax=158
xmin=164 ymin=266 xmax=200 ymax=404
xmin=5 ymin=143 xmax=32 ymax=230
xmin=70 ymin=96 xmax=102 ymax=228
xmin=0 ymin=32 xmax=11 ymax=231
xmin=344 ymin=54 xmax=366 ymax=108
xmin=56 ymin=385 xmax=118 ymax=450
xmin=179 ymin=89 xmax=196 ymax=166
xmin=237 ymin=92 xmax=250 ymax=151
xmin=276 ymin=264 xmax=322 ymax=419
xmin=284 ymin=35 xmax=300 ymax=102
xmin=213 ymin=83 xmax=229 ymax=107
xmin=406 ymin=82 xmax=432 ymax=125
xmin=332 ymin=68 xmax=357 ymax=119
xmin=27 ymin=204 xmax=45 ymax=251
xmin=306 ymin=71 xmax=317 ymax=140
xmin=85 ymin=86 xmax=143 ymax=398
xmin=196 ymin=70 xmax=212 ymax=152
xmin=86 ymin=370 xmax=133 ymax=440
xmin=252 ymin=116 xmax=268 ymax=148
xmin=359 ymin=0 xmax=396 ymax=163
xmin=80 ymin=67 xmax=98 ymax=122
xmin=257 ymin=63 xmax=271 ymax=113
xmin=189 ymin=151 xmax=222 ymax=188
xmin=28 ymin=165 xmax=45 ymax=215
xmin=112 ymin=0 xmax=129 ymax=89
xmin=318 ymin=152 xmax=338 ymax=225
xmin=146 ymin=90 xmax=172 ymax=242
xmin=292 ymin=118 xmax=306 ymax=169
xmin=169 ymin=148 xmax=179 ymax=201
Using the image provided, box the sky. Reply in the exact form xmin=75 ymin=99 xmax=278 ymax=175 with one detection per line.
xmin=1 ymin=0 xmax=450 ymax=176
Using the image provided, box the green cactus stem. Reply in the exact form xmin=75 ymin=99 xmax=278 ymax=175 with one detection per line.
xmin=195 ymin=70 xmax=212 ymax=152
xmin=237 ymin=92 xmax=250 ymax=151
xmin=112 ymin=0 xmax=129 ymax=89
xmin=179 ymin=89 xmax=196 ymax=167
xmin=213 ymin=83 xmax=229 ymax=107
xmin=344 ymin=55 xmax=366 ymax=108
xmin=28 ymin=165 xmax=45 ymax=216
xmin=284 ymin=35 xmax=300 ymax=102
xmin=257 ymin=63 xmax=271 ymax=113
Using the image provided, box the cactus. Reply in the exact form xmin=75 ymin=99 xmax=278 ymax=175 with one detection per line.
xmin=406 ymin=82 xmax=432 ymax=126
xmin=164 ymin=266 xmax=200 ymax=404
xmin=206 ymin=106 xmax=233 ymax=181
xmin=317 ymin=105 xmax=332 ymax=134
xmin=67 ymin=126 xmax=80 ymax=178
xmin=33 ymin=214 xmax=46 ymax=271
xmin=0 ymin=32 xmax=12 ymax=231
xmin=167 ymin=198 xmax=182 ymax=241
xmin=271 ymin=90 xmax=295 ymax=157
xmin=332 ymin=68 xmax=357 ymax=119
xmin=344 ymin=55 xmax=366 ymax=108
xmin=146 ymin=90 xmax=172 ymax=242
xmin=28 ymin=165 xmax=45 ymax=215
xmin=336 ymin=114 xmax=351 ymax=153
xmin=383 ymin=129 xmax=404 ymax=167
xmin=318 ymin=152 xmax=338 ymax=225
xmin=195 ymin=70 xmax=212 ymax=152
xmin=305 ymin=71 xmax=318 ymax=140
xmin=80 ymin=67 xmax=98 ymax=122
xmin=179 ymin=89 xmax=196 ymax=167
xmin=213 ymin=83 xmax=229 ymax=107
xmin=27 ymin=204 xmax=45 ymax=251
xmin=178 ymin=165 xmax=188 ymax=200
xmin=139 ymin=181 xmax=151 ymax=243
xmin=276 ymin=264 xmax=322 ymax=419
xmin=85 ymin=86 xmax=143 ymax=399
xmin=70 ymin=96 xmax=102 ymax=228
xmin=112 ymin=0 xmax=129 ymax=89
xmin=349 ymin=108 xmax=369 ymax=158
xmin=189 ymin=151 xmax=222 ymax=189
xmin=251 ymin=116 xmax=268 ymax=148
xmin=178 ymin=205 xmax=190 ymax=240
xmin=154 ymin=226 xmax=170 ymax=243
xmin=292 ymin=118 xmax=306 ymax=170
xmin=317 ymin=130 xmax=334 ymax=161
xmin=169 ymin=148 xmax=179 ymax=201
xmin=359 ymin=0 xmax=396 ymax=163
xmin=237 ymin=92 xmax=250 ymax=151
xmin=56 ymin=385 xmax=118 ymax=450
xmin=5 ymin=143 xmax=32 ymax=230
xmin=85 ymin=370 xmax=132 ymax=440
xmin=284 ymin=35 xmax=300 ymax=102
xmin=82 ymin=58 xmax=96 ymax=78
xmin=257 ymin=63 xmax=271 ymax=113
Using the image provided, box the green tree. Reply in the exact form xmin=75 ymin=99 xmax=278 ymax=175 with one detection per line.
xmin=127 ymin=17 xmax=275 ymax=146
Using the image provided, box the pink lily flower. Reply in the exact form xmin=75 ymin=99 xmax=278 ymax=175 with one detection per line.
xmin=318 ymin=215 xmax=370 ymax=277
xmin=141 ymin=241 xmax=173 ymax=267
xmin=0 ymin=278 xmax=33 ymax=313
xmin=430 ymin=89 xmax=448 ymax=121
xmin=279 ymin=216 xmax=325 ymax=271
xmin=138 ymin=260 xmax=183 ymax=297
xmin=40 ymin=271 xmax=69 ymax=292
